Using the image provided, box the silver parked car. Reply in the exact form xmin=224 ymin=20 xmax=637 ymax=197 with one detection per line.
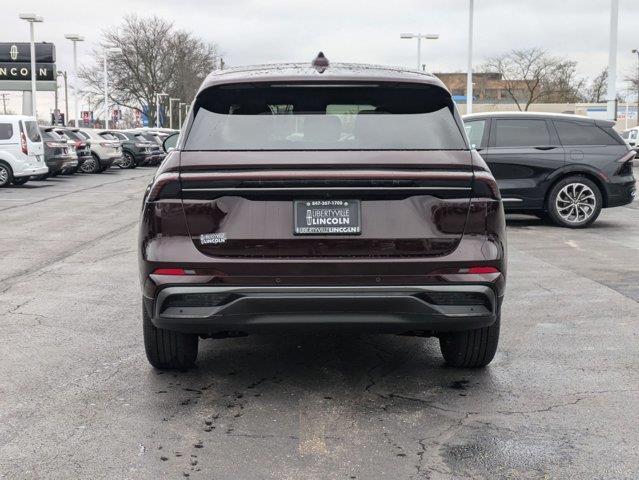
xmin=77 ymin=128 xmax=122 ymax=173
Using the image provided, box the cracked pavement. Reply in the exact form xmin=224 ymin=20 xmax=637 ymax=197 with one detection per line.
xmin=0 ymin=167 xmax=638 ymax=479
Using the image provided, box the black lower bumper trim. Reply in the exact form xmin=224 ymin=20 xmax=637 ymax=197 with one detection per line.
xmin=148 ymin=285 xmax=498 ymax=334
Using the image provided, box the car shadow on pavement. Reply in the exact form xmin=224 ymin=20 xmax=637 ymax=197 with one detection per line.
xmin=144 ymin=332 xmax=497 ymax=419
xmin=139 ymin=333 xmax=502 ymax=477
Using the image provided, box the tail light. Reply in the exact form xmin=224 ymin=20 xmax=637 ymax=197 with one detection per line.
xmin=458 ymin=266 xmax=500 ymax=274
xmin=616 ymin=150 xmax=636 ymax=176
xmin=146 ymin=172 xmax=180 ymax=201
xmin=152 ymin=268 xmax=195 ymax=275
xmin=20 ymin=132 xmax=28 ymax=155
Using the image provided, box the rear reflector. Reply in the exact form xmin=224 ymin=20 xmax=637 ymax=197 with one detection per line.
xmin=153 ymin=268 xmax=193 ymax=275
xmin=459 ymin=266 xmax=500 ymax=274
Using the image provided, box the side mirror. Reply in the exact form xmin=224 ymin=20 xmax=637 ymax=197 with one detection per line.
xmin=162 ymin=132 xmax=179 ymax=153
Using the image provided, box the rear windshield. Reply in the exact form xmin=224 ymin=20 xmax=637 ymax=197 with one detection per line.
xmin=64 ymin=131 xmax=84 ymax=142
xmin=100 ymin=133 xmax=117 ymax=140
xmin=185 ymin=83 xmax=466 ymax=151
xmin=24 ymin=121 xmax=41 ymax=142
xmin=41 ymin=130 xmax=64 ymax=140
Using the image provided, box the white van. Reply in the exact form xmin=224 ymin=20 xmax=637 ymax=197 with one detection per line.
xmin=0 ymin=115 xmax=47 ymax=187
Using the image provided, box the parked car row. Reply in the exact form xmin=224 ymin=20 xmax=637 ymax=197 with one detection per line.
xmin=464 ymin=112 xmax=636 ymax=228
xmin=0 ymin=114 xmax=175 ymax=187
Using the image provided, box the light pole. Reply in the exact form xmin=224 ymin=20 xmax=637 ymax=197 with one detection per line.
xmin=19 ymin=13 xmax=44 ymax=119
xmin=400 ymin=32 xmax=439 ymax=71
xmin=179 ymin=102 xmax=186 ymax=128
xmin=64 ymin=34 xmax=84 ymax=127
xmin=466 ymin=0 xmax=475 ymax=114
xmin=606 ymin=0 xmax=619 ymax=121
xmin=169 ymin=97 xmax=180 ymax=130
xmin=632 ymin=49 xmax=639 ymax=127
xmin=103 ymin=47 xmax=122 ymax=130
xmin=57 ymin=71 xmax=69 ymax=125
xmin=155 ymin=93 xmax=168 ymax=128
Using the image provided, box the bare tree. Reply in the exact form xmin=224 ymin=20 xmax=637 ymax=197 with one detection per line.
xmin=79 ymin=15 xmax=219 ymax=126
xmin=587 ymin=68 xmax=608 ymax=103
xmin=540 ymin=61 xmax=586 ymax=103
xmin=482 ymin=48 xmax=585 ymax=110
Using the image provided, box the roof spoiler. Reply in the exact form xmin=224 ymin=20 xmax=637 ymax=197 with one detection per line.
xmin=594 ymin=119 xmax=616 ymax=128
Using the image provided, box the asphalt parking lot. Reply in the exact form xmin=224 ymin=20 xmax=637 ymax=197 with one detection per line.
xmin=0 ymin=167 xmax=638 ymax=480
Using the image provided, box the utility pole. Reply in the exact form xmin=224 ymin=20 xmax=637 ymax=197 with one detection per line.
xmin=169 ymin=97 xmax=180 ymax=130
xmin=606 ymin=0 xmax=619 ymax=121
xmin=64 ymin=34 xmax=84 ymax=127
xmin=57 ymin=71 xmax=68 ymax=125
xmin=466 ymin=0 xmax=475 ymax=114
xmin=0 ymin=93 xmax=9 ymax=114
xmin=633 ymin=49 xmax=639 ymax=127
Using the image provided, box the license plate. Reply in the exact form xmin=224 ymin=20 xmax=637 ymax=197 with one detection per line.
xmin=294 ymin=199 xmax=361 ymax=235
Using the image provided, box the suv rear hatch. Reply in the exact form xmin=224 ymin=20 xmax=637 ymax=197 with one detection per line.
xmin=178 ymin=81 xmax=473 ymax=258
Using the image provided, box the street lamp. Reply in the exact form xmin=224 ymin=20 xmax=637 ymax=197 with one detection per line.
xmin=400 ymin=32 xmax=439 ymax=71
xmin=64 ymin=34 xmax=84 ymax=127
xmin=632 ymin=49 xmax=639 ymax=127
xmin=466 ymin=0 xmax=475 ymax=114
xmin=606 ymin=0 xmax=619 ymax=120
xmin=179 ymin=102 xmax=187 ymax=128
xmin=19 ymin=13 xmax=44 ymax=119
xmin=155 ymin=93 xmax=168 ymax=128
xmin=169 ymin=97 xmax=180 ymax=130
xmin=103 ymin=47 xmax=122 ymax=129
xmin=56 ymin=71 xmax=68 ymax=125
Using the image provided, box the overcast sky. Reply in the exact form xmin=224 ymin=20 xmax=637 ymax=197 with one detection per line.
xmin=2 ymin=0 xmax=638 ymax=116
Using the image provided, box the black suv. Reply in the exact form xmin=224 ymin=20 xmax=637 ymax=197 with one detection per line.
xmin=102 ymin=131 xmax=153 ymax=168
xmin=464 ymin=112 xmax=636 ymax=228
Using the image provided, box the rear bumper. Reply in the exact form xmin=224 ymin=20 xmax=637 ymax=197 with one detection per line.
xmin=605 ymin=177 xmax=636 ymax=208
xmin=15 ymin=165 xmax=48 ymax=178
xmin=146 ymin=285 xmax=499 ymax=335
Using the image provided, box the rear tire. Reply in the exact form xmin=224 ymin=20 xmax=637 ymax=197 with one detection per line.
xmin=547 ymin=176 xmax=602 ymax=228
xmin=12 ymin=177 xmax=29 ymax=186
xmin=119 ymin=151 xmax=136 ymax=169
xmin=80 ymin=154 xmax=101 ymax=174
xmin=0 ymin=162 xmax=13 ymax=187
xmin=143 ymin=302 xmax=198 ymax=370
xmin=439 ymin=314 xmax=500 ymax=368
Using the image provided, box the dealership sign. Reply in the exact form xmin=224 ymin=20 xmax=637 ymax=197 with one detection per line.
xmin=0 ymin=43 xmax=56 ymax=63
xmin=0 ymin=63 xmax=55 ymax=81
xmin=0 ymin=42 xmax=57 ymax=92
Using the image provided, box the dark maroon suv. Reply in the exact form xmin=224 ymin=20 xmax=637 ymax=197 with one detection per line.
xmin=139 ymin=56 xmax=507 ymax=370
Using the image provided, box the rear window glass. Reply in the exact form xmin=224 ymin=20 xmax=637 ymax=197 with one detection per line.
xmin=554 ymin=120 xmax=620 ymax=146
xmin=42 ymin=130 xmax=63 ymax=140
xmin=464 ymin=120 xmax=485 ymax=149
xmin=24 ymin=121 xmax=41 ymax=142
xmin=0 ymin=123 xmax=13 ymax=140
xmin=185 ymin=83 xmax=466 ymax=151
xmin=100 ymin=133 xmax=117 ymax=140
xmin=493 ymin=119 xmax=550 ymax=147
xmin=64 ymin=131 xmax=84 ymax=142
xmin=56 ymin=131 xmax=72 ymax=141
